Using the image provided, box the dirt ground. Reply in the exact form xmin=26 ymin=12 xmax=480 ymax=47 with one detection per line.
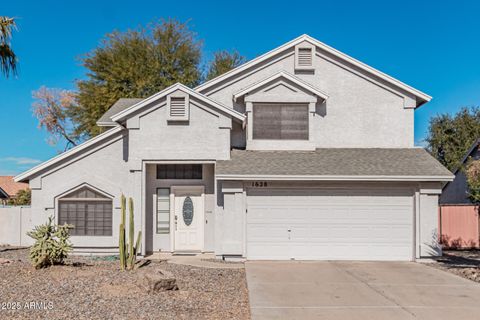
xmin=0 ymin=247 xmax=250 ymax=320
xmin=428 ymin=249 xmax=480 ymax=283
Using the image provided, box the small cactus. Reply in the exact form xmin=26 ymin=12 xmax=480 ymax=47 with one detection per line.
xmin=118 ymin=194 xmax=141 ymax=271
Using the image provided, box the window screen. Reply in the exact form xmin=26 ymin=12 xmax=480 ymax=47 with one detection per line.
xmin=58 ymin=187 xmax=112 ymax=236
xmin=156 ymin=164 xmax=203 ymax=179
xmin=253 ymin=103 xmax=309 ymax=140
xmin=157 ymin=188 xmax=170 ymax=234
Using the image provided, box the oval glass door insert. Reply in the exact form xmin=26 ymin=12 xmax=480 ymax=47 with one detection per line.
xmin=182 ymin=196 xmax=194 ymax=226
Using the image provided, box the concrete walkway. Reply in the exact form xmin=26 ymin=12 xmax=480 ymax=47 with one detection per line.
xmin=146 ymin=252 xmax=244 ymax=269
xmin=246 ymin=261 xmax=480 ymax=320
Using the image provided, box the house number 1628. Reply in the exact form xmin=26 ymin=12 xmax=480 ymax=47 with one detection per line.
xmin=251 ymin=181 xmax=268 ymax=187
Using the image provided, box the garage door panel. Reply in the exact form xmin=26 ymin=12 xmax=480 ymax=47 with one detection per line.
xmin=248 ymin=225 xmax=289 ymax=242
xmin=246 ymin=188 xmax=413 ymax=261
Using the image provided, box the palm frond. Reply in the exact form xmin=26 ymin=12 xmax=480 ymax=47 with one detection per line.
xmin=0 ymin=43 xmax=17 ymax=76
xmin=0 ymin=16 xmax=16 ymax=42
xmin=0 ymin=17 xmax=17 ymax=77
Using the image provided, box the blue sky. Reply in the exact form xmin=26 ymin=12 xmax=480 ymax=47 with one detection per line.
xmin=1 ymin=0 xmax=479 ymax=175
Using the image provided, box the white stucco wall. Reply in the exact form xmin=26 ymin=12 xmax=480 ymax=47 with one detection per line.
xmin=26 ymin=91 xmax=236 ymax=254
xmin=145 ymin=163 xmax=215 ymax=253
xmin=419 ymin=193 xmax=442 ymax=257
xmin=28 ymin=132 xmax=136 ymax=252
xmin=202 ymin=46 xmax=415 ymax=149
xmin=0 ymin=207 xmax=32 ymax=246
xmin=128 ymin=95 xmax=232 ymax=169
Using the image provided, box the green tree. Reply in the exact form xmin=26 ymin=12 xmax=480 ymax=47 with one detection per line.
xmin=465 ymin=159 xmax=480 ymax=204
xmin=426 ymin=107 xmax=480 ymax=171
xmin=70 ymin=19 xmax=203 ymax=138
xmin=7 ymin=189 xmax=31 ymax=206
xmin=0 ymin=16 xmax=17 ymax=77
xmin=206 ymin=50 xmax=245 ymax=81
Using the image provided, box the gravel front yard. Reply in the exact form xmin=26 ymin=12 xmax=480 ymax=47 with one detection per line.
xmin=0 ymin=247 xmax=250 ymax=320
xmin=428 ymin=250 xmax=480 ymax=283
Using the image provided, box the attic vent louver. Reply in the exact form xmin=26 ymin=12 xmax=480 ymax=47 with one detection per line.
xmin=297 ymin=48 xmax=312 ymax=67
xmin=167 ymin=92 xmax=189 ymax=121
xmin=295 ymin=43 xmax=315 ymax=71
xmin=170 ymin=97 xmax=186 ymax=117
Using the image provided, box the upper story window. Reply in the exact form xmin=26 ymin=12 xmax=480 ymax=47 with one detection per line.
xmin=156 ymin=164 xmax=203 ymax=180
xmin=252 ymin=103 xmax=309 ymax=140
xmin=58 ymin=186 xmax=113 ymax=236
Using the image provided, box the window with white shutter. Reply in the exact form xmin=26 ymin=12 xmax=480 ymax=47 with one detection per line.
xmin=167 ymin=92 xmax=189 ymax=121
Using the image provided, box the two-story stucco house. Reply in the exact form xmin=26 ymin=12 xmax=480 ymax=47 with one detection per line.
xmin=15 ymin=35 xmax=453 ymax=261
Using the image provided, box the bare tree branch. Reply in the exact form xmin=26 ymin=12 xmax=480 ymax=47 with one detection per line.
xmin=32 ymin=86 xmax=78 ymax=150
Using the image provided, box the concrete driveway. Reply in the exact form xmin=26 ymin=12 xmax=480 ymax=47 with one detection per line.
xmin=246 ymin=261 xmax=480 ymax=320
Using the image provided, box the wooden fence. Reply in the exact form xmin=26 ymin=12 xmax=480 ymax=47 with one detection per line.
xmin=439 ymin=205 xmax=479 ymax=249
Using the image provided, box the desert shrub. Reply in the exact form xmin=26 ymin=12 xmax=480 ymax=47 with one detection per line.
xmin=27 ymin=217 xmax=73 ymax=269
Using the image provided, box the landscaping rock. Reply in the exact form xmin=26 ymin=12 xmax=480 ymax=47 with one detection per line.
xmin=0 ymin=248 xmax=249 ymax=319
xmin=139 ymin=269 xmax=179 ymax=293
xmin=0 ymin=258 xmax=13 ymax=265
xmin=429 ymin=250 xmax=480 ymax=284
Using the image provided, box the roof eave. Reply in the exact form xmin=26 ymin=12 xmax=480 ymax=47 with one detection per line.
xmin=233 ymin=71 xmax=329 ymax=102
xmin=14 ymin=126 xmax=125 ymax=182
xmin=215 ymin=174 xmax=454 ymax=182
xmin=196 ymin=34 xmax=432 ymax=105
xmin=111 ymin=83 xmax=246 ymax=122
xmin=96 ymin=121 xmax=117 ymax=127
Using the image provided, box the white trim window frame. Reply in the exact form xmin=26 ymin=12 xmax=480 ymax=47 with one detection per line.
xmin=156 ymin=188 xmax=170 ymax=234
xmin=57 ymin=185 xmax=113 ymax=237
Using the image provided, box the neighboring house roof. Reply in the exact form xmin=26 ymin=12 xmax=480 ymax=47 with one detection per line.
xmin=110 ymin=83 xmax=246 ymax=122
xmin=216 ymin=148 xmax=453 ymax=181
xmin=196 ymin=34 xmax=431 ymax=107
xmin=440 ymin=138 xmax=480 ymax=204
xmin=233 ymin=71 xmax=329 ymax=102
xmin=0 ymin=176 xmax=29 ymax=196
xmin=452 ymin=138 xmax=480 ymax=175
xmin=14 ymin=126 xmax=125 ymax=182
xmin=97 ymin=98 xmax=143 ymax=126
xmin=0 ymin=187 xmax=8 ymax=199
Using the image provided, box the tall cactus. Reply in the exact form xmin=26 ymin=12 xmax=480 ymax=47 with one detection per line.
xmin=118 ymin=194 xmax=141 ymax=271
xmin=128 ymin=198 xmax=135 ymax=270
xmin=119 ymin=195 xmax=126 ymax=270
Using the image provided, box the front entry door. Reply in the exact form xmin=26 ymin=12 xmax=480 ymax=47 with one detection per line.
xmin=173 ymin=187 xmax=204 ymax=252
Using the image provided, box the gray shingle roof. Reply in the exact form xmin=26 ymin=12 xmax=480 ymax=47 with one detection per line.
xmin=97 ymin=98 xmax=143 ymax=124
xmin=216 ymin=148 xmax=453 ymax=179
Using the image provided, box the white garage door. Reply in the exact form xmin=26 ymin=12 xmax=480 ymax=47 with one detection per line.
xmin=246 ymin=188 xmax=414 ymax=261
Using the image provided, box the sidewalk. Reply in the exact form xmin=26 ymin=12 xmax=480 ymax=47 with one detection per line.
xmin=146 ymin=252 xmax=244 ymax=269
